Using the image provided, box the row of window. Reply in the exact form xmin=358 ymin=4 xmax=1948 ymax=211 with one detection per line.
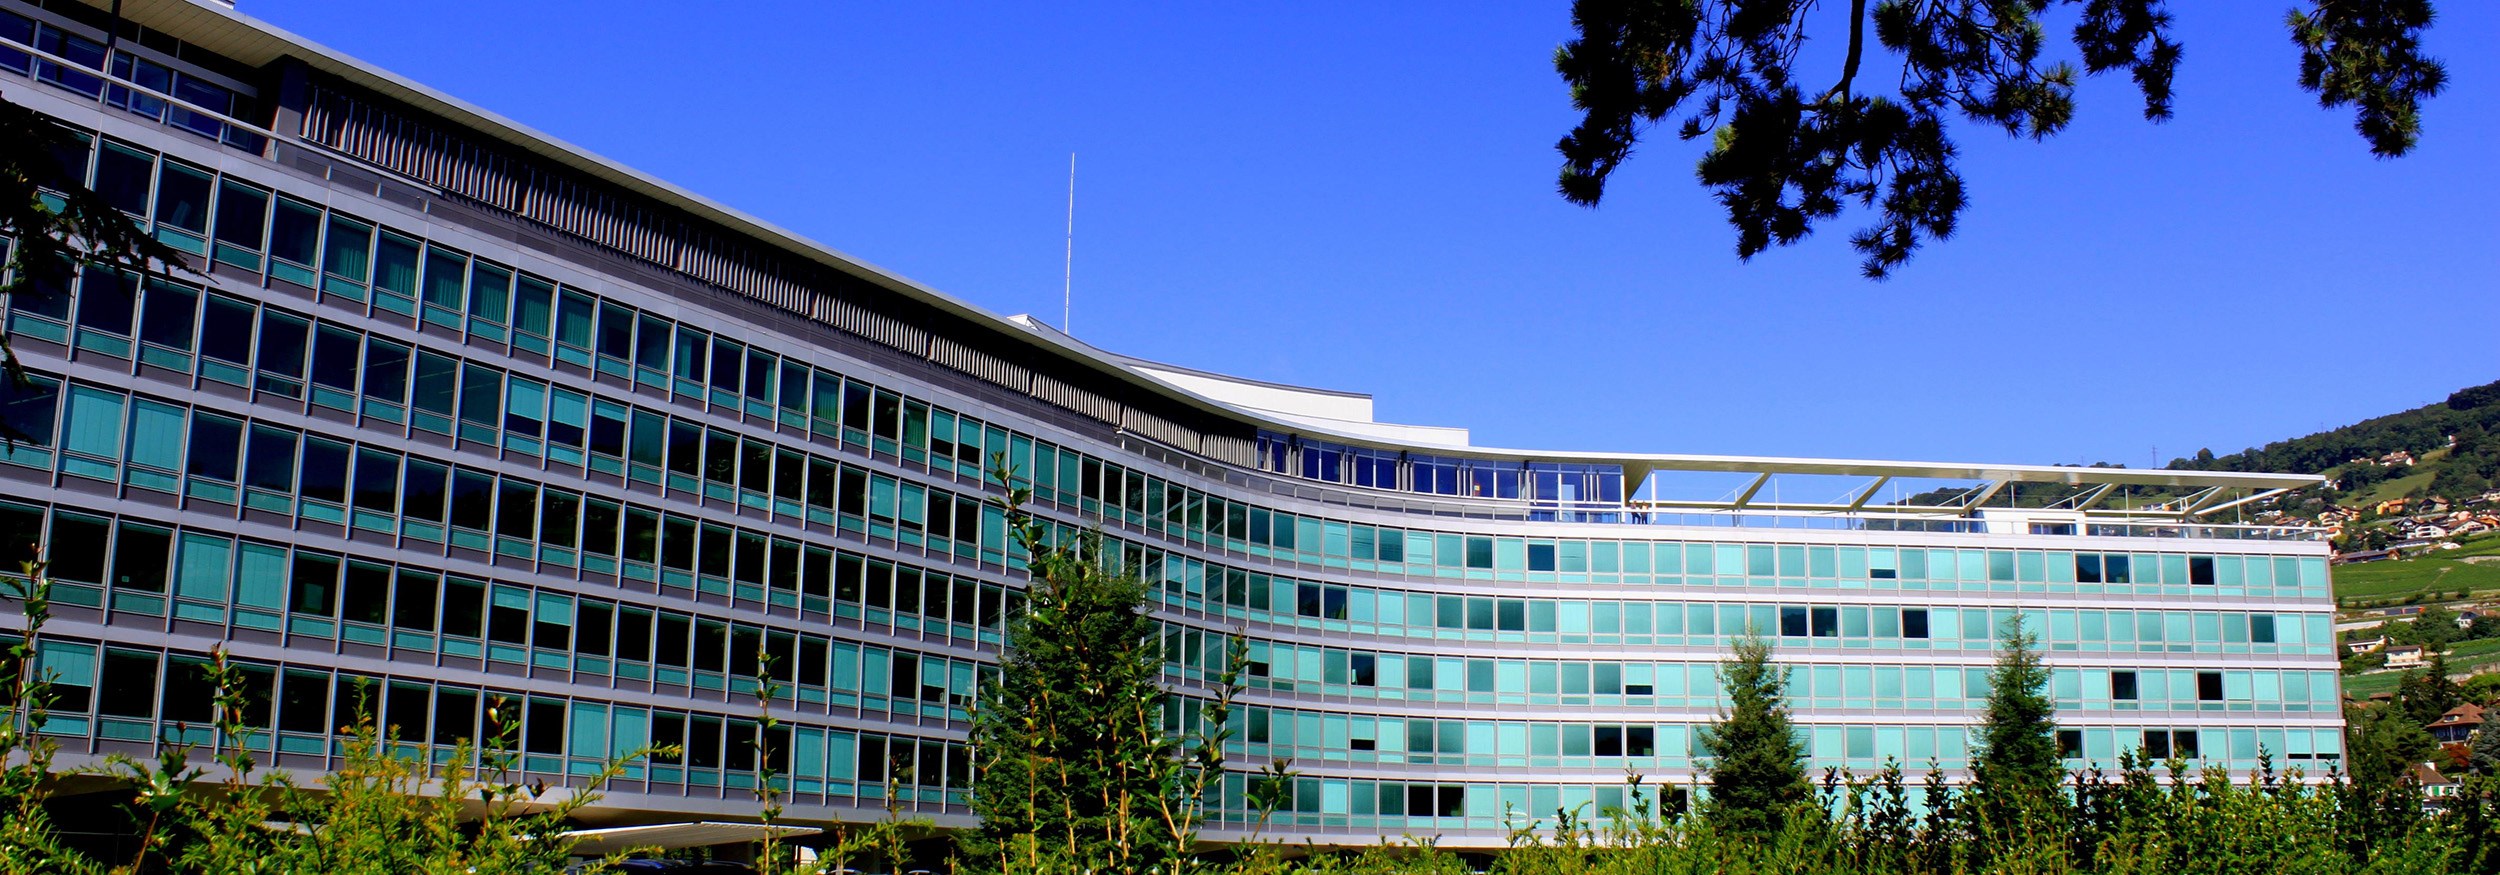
xmin=1177 ymin=575 xmax=2326 ymax=652
xmin=22 ymin=635 xmax=968 ymax=804
xmin=3 ymin=372 xmax=1023 ymax=581
xmin=0 ymin=377 xmax=2331 ymax=669
xmin=1190 ymin=631 xmax=2339 ymax=711
xmin=1256 ymin=432 xmax=1628 ymax=506
xmin=0 ymin=498 xmax=1013 ymax=713
xmin=1230 ymin=703 xmax=2342 ymax=773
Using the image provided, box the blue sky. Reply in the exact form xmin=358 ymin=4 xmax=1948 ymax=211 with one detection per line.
xmin=248 ymin=1 xmax=2497 ymax=468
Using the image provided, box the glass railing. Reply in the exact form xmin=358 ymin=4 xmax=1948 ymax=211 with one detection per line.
xmin=0 ymin=25 xmax=273 ymax=156
xmin=1120 ymin=437 xmax=2325 ymax=541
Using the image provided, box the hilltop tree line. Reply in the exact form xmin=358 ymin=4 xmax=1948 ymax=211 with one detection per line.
xmin=2170 ymin=379 xmax=2500 ymax=505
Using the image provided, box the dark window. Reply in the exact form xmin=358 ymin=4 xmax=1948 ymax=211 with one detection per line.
xmin=2058 ymin=729 xmax=2083 ymax=759
xmin=694 ymin=620 xmax=727 ymax=673
xmin=432 ymin=689 xmax=475 ymax=745
xmin=2111 ymin=671 xmax=2138 ymax=700
xmin=96 ymin=651 xmax=157 ymax=717
xmin=2142 ymin=729 xmax=2170 ymax=759
xmin=154 ymin=161 xmax=212 ymax=232
xmin=93 ymin=141 xmax=153 ymax=214
xmin=138 ymin=280 xmax=197 ymax=349
xmin=385 ymin=684 xmax=429 ymax=741
xmin=197 ymin=295 xmax=254 ymax=367
xmin=110 ymin=523 xmax=170 ymax=592
xmin=352 ymin=449 xmax=398 ymax=512
xmin=212 ymin=179 xmax=269 ymax=250
xmin=1902 ymin=608 xmax=1930 ymax=639
xmin=243 ymin=427 xmax=297 ymax=491
xmin=298 ymin=439 xmax=349 ymax=503
xmin=160 ymin=659 xmax=212 ymax=724
xmin=341 ymin=564 xmax=388 ymax=625
xmin=649 ymin=713 xmax=684 ymax=763
xmin=411 ymin=351 xmax=457 ymax=417
xmin=75 ymin=266 xmax=136 ymax=334
xmin=2104 ymin=555 xmax=2132 ymax=584
xmin=2250 ymin=614 xmax=2276 ymax=644
xmin=655 ymin=614 xmax=690 ymax=668
xmin=361 ymin=339 xmax=409 ymax=403
xmin=278 ymin=670 xmax=329 ymax=733
xmin=616 ymin=610 xmax=652 ymax=662
xmin=46 ymin=515 xmax=107 ymax=584
xmin=185 ymin=414 xmax=241 ymax=481
xmin=1595 ymin=725 xmax=1624 ymax=756
xmin=401 ymin=460 xmax=447 ymax=522
xmin=2074 ymin=554 xmax=2102 ymax=584
xmin=254 ymin=311 xmax=308 ymax=382
xmin=686 ymin=716 xmax=721 ymax=768
xmin=441 ymin=579 xmax=484 ymax=639
xmin=289 ymin=554 xmax=338 ymax=616
xmin=496 ymin=481 xmax=536 ymax=539
xmin=1627 ymin=726 xmax=1656 ymax=756
xmin=0 ymin=375 xmax=60 ymax=449
xmin=2189 ymin=556 xmax=2216 ymax=586
xmin=268 ymin=197 xmax=321 ymax=268
xmin=1811 ymin=606 xmax=1839 ymax=637
xmin=2172 ymin=730 xmax=2200 ymax=758
xmin=393 ymin=571 xmax=436 ymax=632
xmin=2197 ymin=671 xmax=2223 ymax=701
xmin=525 ymin=699 xmax=564 ymax=755
xmin=575 ymin=602 xmax=611 ymax=656
xmin=449 ymin=469 xmax=494 ymax=531
xmin=1780 ymin=606 xmax=1809 ymax=637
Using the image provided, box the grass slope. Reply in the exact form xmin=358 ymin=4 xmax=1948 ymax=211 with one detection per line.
xmin=2331 ymin=534 xmax=2500 ymax=605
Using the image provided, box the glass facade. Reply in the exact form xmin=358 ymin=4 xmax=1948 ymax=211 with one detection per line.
xmin=0 ymin=0 xmax=2336 ymax=847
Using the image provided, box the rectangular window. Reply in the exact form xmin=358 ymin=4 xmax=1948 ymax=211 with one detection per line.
xmin=361 ymin=338 xmax=409 ymax=404
xmin=374 ymin=231 xmax=420 ymax=300
xmin=423 ymin=247 xmax=468 ymax=312
xmin=322 ymin=214 xmax=372 ymax=285
xmin=0 ymin=375 xmax=62 ymax=449
xmin=137 ymin=279 xmax=198 ymax=351
xmin=267 ymin=196 xmax=322 ymax=270
xmin=2197 ymin=671 xmax=2223 ymax=702
xmin=244 ymin=426 xmax=297 ymax=492
xmin=110 ymin=523 xmax=171 ymax=592
xmin=2111 ymin=670 xmax=2138 ymax=700
xmin=197 ymin=295 xmax=254 ymax=369
xmin=468 ymin=261 xmax=511 ymax=325
xmin=93 ymin=140 xmax=154 ymax=215
xmin=310 ymin=325 xmax=360 ymax=393
xmin=212 ymin=178 xmax=269 ymax=252
xmin=75 ymin=266 xmax=137 ymax=335
xmin=152 ymin=161 xmax=212 ymax=234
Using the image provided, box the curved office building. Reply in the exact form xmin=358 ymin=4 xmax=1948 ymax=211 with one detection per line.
xmin=0 ymin=0 xmax=2338 ymax=849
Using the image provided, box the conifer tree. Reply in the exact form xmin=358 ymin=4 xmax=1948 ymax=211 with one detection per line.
xmin=1968 ymin=612 xmax=2062 ymax=829
xmin=1696 ymin=630 xmax=1809 ymax=837
xmin=967 ymin=468 xmax=1179 ymax=871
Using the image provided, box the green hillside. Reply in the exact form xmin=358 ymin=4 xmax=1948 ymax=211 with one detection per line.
xmin=2169 ymin=377 xmax=2500 ymax=515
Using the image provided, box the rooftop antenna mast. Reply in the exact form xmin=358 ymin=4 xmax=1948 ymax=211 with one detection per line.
xmin=1062 ymin=152 xmax=1076 ymax=334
